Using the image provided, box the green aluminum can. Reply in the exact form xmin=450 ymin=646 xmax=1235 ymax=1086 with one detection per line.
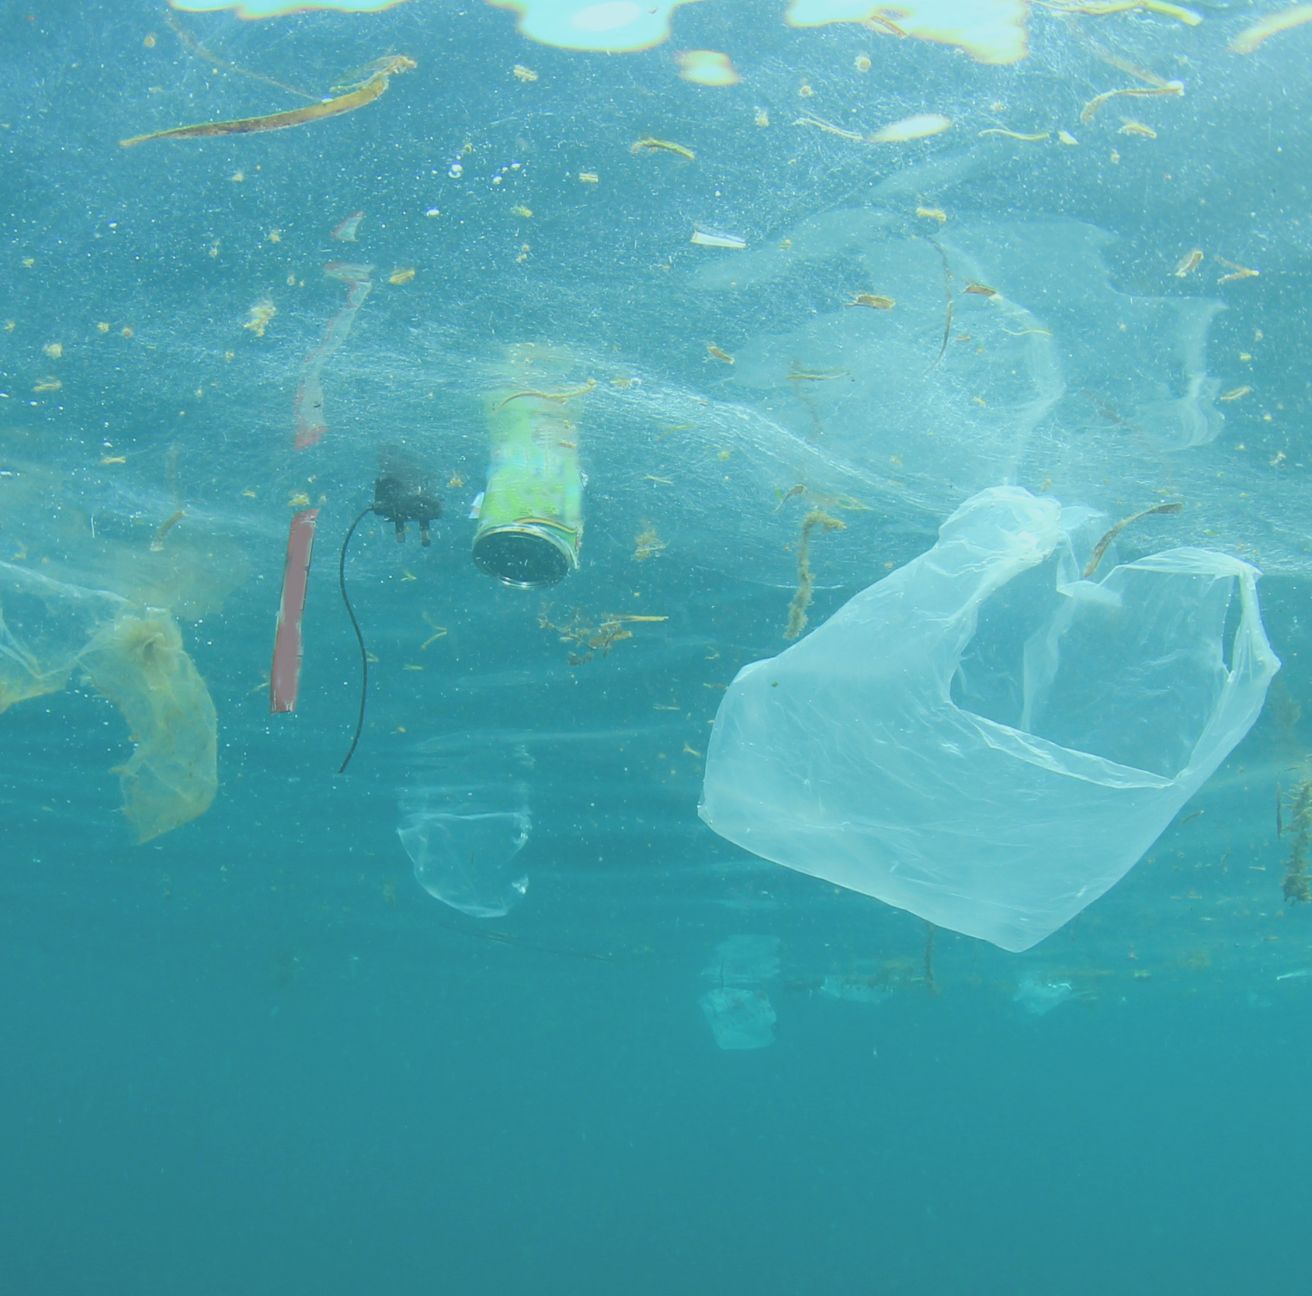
xmin=473 ymin=354 xmax=586 ymax=589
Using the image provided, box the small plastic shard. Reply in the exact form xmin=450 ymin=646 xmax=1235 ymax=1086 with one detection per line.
xmin=270 ymin=508 xmax=319 ymax=714
xmin=293 ymin=262 xmax=374 ymax=450
xmin=676 ymin=49 xmax=740 ymax=87
xmin=691 ymin=227 xmax=746 ymax=250
xmin=331 ymin=211 xmax=365 ymax=242
xmin=868 ymin=113 xmax=952 ymax=143
xmin=700 ymin=987 xmax=777 ymax=1049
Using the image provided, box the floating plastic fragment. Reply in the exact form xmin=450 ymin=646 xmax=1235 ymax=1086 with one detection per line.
xmin=1013 ymin=976 xmax=1077 ymax=1016
xmin=691 ymin=227 xmax=747 ymax=250
xmin=331 ymin=211 xmax=365 ymax=242
xmin=676 ymin=49 xmax=740 ymax=87
xmin=293 ymin=262 xmax=374 ymax=451
xmin=699 ymin=988 xmax=777 ymax=1049
xmin=399 ymin=801 xmax=531 ymax=917
xmin=699 ymin=934 xmax=781 ymax=1049
xmin=868 ymin=112 xmax=953 ymax=143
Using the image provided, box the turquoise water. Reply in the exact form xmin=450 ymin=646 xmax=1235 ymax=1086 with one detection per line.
xmin=3 ymin=2 xmax=1312 ymax=1293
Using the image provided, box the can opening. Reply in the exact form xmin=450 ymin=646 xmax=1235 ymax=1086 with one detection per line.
xmin=472 ymin=523 xmax=577 ymax=589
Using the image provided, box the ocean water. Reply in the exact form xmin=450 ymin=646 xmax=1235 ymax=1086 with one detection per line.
xmin=3 ymin=2 xmax=1311 ymax=1293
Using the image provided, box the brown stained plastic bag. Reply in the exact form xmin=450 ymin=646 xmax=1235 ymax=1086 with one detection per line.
xmin=1 ymin=562 xmax=217 ymax=842
xmin=80 ymin=611 xmax=217 ymax=842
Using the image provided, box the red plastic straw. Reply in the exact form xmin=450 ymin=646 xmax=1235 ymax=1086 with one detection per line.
xmin=270 ymin=508 xmax=319 ymax=714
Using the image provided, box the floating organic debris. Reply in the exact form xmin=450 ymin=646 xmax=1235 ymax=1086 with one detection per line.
xmin=785 ymin=509 xmax=845 ymax=640
xmin=120 ymin=54 xmax=415 ymax=147
xmin=1279 ymin=773 xmax=1312 ymax=903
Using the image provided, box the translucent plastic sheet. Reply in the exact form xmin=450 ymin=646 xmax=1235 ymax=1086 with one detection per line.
xmin=399 ymin=806 xmax=531 ymax=918
xmin=699 ymin=935 xmax=780 ymax=1049
xmin=700 ymin=487 xmax=1281 ymax=952
xmin=397 ymin=747 xmax=533 ymax=917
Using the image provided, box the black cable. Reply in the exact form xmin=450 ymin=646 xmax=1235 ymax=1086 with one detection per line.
xmin=337 ymin=506 xmax=376 ymax=774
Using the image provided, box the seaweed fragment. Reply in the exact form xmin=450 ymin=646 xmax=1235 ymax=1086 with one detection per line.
xmin=785 ymin=509 xmax=845 ymax=640
xmin=1279 ymin=775 xmax=1312 ymax=904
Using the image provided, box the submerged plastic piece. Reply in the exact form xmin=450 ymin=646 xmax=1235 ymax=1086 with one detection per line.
xmin=699 ymin=987 xmax=777 ymax=1050
xmin=1 ymin=562 xmax=217 ymax=841
xmin=700 ymin=486 xmax=1280 ymax=952
xmin=294 ymin=262 xmax=375 ymax=450
xmin=699 ymin=934 xmax=779 ymax=1049
xmin=399 ymin=805 xmax=531 ymax=918
xmin=1013 ymin=976 xmax=1076 ymax=1017
xmin=270 ymin=508 xmax=318 ymax=714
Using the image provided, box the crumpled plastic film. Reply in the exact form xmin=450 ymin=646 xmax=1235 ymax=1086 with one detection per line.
xmin=79 ymin=610 xmax=218 ymax=843
xmin=699 ymin=486 xmax=1280 ymax=952
xmin=1 ymin=562 xmax=218 ymax=842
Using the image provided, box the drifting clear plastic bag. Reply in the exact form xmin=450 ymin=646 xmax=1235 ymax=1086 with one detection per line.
xmin=699 ymin=487 xmax=1279 ymax=952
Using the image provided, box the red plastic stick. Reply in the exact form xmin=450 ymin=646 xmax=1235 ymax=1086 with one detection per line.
xmin=270 ymin=508 xmax=319 ymax=714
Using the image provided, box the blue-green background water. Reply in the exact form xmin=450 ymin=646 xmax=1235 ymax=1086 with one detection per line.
xmin=3 ymin=2 xmax=1312 ymax=1292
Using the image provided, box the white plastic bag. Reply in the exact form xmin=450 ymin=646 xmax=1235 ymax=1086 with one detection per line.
xmin=699 ymin=487 xmax=1279 ymax=951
